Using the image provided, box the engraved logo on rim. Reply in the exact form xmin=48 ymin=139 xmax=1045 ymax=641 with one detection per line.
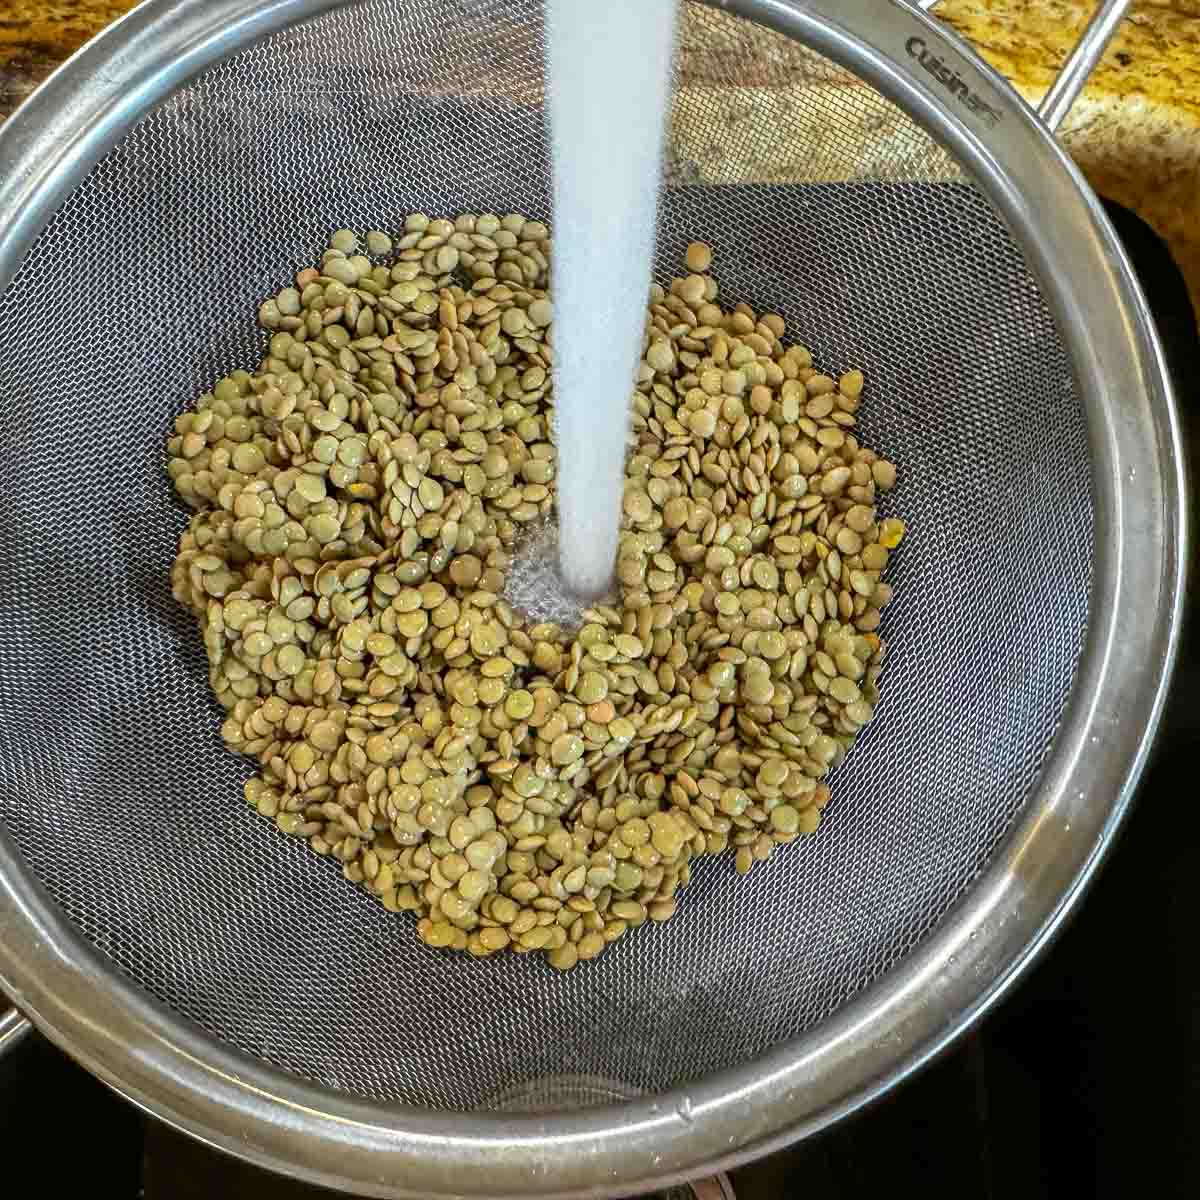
xmin=906 ymin=36 xmax=1004 ymax=126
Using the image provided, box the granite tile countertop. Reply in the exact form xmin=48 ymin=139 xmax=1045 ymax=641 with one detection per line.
xmin=2 ymin=0 xmax=1198 ymax=318
xmin=941 ymin=1 xmax=1200 ymax=322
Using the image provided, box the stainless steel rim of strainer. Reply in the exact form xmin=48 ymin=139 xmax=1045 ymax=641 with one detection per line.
xmin=0 ymin=0 xmax=1187 ymax=1196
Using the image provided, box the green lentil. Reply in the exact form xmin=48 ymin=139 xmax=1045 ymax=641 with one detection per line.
xmin=166 ymin=218 xmax=903 ymax=971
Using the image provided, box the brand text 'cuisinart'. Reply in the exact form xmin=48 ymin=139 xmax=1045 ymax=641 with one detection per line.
xmin=906 ymin=37 xmax=1003 ymax=126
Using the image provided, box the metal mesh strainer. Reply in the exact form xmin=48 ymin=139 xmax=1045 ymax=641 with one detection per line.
xmin=0 ymin=1 xmax=1185 ymax=1197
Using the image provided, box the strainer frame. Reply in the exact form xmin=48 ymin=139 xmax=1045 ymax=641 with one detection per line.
xmin=0 ymin=0 xmax=1186 ymax=1196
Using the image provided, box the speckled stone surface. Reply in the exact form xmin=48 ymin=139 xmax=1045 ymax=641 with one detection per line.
xmin=0 ymin=2 xmax=129 ymax=116
xmin=2 ymin=0 xmax=1198 ymax=317
xmin=939 ymin=0 xmax=1200 ymax=319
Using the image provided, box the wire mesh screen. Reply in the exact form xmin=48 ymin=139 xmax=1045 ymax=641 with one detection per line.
xmin=0 ymin=0 xmax=1090 ymax=1109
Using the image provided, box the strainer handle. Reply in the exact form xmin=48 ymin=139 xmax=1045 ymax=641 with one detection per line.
xmin=1037 ymin=0 xmax=1132 ymax=131
xmin=919 ymin=0 xmax=1132 ymax=132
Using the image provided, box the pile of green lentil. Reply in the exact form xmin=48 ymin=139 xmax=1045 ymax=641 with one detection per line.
xmin=167 ymin=214 xmax=904 ymax=970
